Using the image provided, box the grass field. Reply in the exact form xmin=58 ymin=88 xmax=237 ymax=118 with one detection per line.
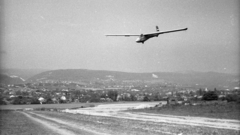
xmin=129 ymin=102 xmax=240 ymax=120
xmin=0 ymin=102 xmax=99 ymax=110
xmin=0 ymin=110 xmax=58 ymax=135
xmin=0 ymin=101 xmax=151 ymax=110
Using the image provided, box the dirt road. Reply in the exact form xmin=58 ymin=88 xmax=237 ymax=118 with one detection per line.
xmin=21 ymin=111 xmax=107 ymax=135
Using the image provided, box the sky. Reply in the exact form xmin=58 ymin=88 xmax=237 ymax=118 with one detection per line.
xmin=1 ymin=0 xmax=239 ymax=74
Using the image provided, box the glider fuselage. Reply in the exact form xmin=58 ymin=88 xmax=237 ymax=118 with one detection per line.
xmin=136 ymin=34 xmax=158 ymax=43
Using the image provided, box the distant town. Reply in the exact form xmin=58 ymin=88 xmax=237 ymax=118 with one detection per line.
xmin=1 ymin=74 xmax=239 ymax=105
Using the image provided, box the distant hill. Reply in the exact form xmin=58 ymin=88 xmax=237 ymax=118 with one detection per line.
xmin=1 ymin=68 xmax=49 ymax=80
xmin=26 ymin=69 xmax=239 ymax=89
xmin=0 ymin=74 xmax=25 ymax=84
xmin=27 ymin=69 xmax=150 ymax=82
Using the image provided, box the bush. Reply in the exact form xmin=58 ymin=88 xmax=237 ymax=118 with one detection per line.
xmin=12 ymin=97 xmax=23 ymax=104
xmin=226 ymin=94 xmax=240 ymax=102
xmin=31 ymin=98 xmax=40 ymax=104
xmin=45 ymin=98 xmax=54 ymax=104
xmin=143 ymin=96 xmax=150 ymax=101
xmin=0 ymin=99 xmax=7 ymax=105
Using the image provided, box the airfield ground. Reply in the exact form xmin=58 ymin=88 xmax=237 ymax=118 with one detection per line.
xmin=0 ymin=102 xmax=240 ymax=135
xmin=130 ymin=102 xmax=240 ymax=120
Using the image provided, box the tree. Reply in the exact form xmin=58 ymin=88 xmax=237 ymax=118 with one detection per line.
xmin=90 ymin=93 xmax=100 ymax=102
xmin=107 ymin=90 xmax=118 ymax=101
xmin=154 ymin=94 xmax=163 ymax=101
xmin=202 ymin=91 xmax=218 ymax=101
xmin=31 ymin=97 xmax=40 ymax=104
xmin=12 ymin=97 xmax=22 ymax=104
xmin=0 ymin=98 xmax=7 ymax=105
xmin=100 ymin=93 xmax=107 ymax=98
xmin=45 ymin=97 xmax=53 ymax=104
xmin=199 ymin=88 xmax=203 ymax=95
xmin=45 ymin=93 xmax=53 ymax=104
xmin=16 ymin=90 xmax=22 ymax=95
xmin=143 ymin=95 xmax=150 ymax=101
xmin=130 ymin=94 xmax=136 ymax=101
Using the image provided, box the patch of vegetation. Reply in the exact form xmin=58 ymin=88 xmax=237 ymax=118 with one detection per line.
xmin=202 ymin=91 xmax=218 ymax=101
xmin=130 ymin=102 xmax=240 ymax=120
xmin=32 ymin=104 xmax=96 ymax=111
xmin=226 ymin=94 xmax=240 ymax=102
xmin=0 ymin=102 xmax=99 ymax=110
xmin=12 ymin=96 xmax=40 ymax=104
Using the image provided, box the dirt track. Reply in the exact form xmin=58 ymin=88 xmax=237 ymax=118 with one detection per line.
xmin=22 ymin=112 xmax=77 ymax=135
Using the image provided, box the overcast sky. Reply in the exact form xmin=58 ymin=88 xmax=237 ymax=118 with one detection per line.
xmin=1 ymin=0 xmax=239 ymax=74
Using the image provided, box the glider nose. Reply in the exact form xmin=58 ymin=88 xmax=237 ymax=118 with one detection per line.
xmin=136 ymin=37 xmax=141 ymax=43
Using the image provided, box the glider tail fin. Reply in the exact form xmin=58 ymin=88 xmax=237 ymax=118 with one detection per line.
xmin=156 ymin=26 xmax=159 ymax=32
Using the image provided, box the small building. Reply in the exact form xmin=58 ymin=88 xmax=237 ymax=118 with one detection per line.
xmin=234 ymin=87 xmax=240 ymax=90
xmin=167 ymin=97 xmax=178 ymax=105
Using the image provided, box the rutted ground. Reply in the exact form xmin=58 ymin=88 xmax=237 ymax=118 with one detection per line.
xmin=23 ymin=110 xmax=239 ymax=135
xmin=62 ymin=102 xmax=240 ymax=130
xmin=2 ymin=102 xmax=240 ymax=135
xmin=21 ymin=112 xmax=76 ymax=135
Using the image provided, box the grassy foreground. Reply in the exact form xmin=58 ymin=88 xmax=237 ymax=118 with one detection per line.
xmin=0 ymin=110 xmax=57 ymax=135
xmin=0 ymin=102 xmax=99 ymax=110
xmin=130 ymin=102 xmax=240 ymax=120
